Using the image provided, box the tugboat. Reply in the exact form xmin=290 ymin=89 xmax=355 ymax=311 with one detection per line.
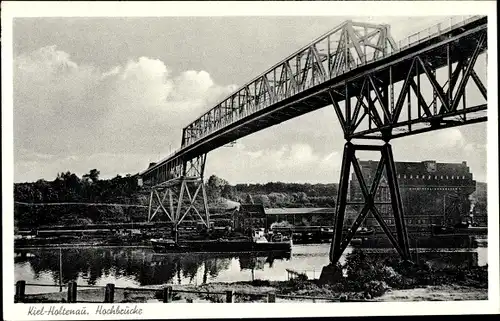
xmin=151 ymin=228 xmax=292 ymax=254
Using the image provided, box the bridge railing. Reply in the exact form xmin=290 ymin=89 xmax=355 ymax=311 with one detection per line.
xmin=353 ymin=15 xmax=479 ymax=67
xmin=395 ymin=15 xmax=480 ymax=52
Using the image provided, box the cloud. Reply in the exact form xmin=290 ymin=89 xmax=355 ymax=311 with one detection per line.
xmin=14 ymin=46 xmax=236 ymax=181
xmin=171 ymin=70 xmax=213 ymax=101
xmin=205 ymin=143 xmax=342 ymax=184
xmin=433 ymin=128 xmax=466 ymax=148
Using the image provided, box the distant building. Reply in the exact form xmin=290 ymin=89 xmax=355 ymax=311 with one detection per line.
xmin=349 ymin=160 xmax=476 ymax=233
xmin=236 ymin=205 xmax=334 ymax=231
xmin=234 ymin=205 xmax=266 ymax=231
xmin=264 ymin=208 xmax=334 ymax=228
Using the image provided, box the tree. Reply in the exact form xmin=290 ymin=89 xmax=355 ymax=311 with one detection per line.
xmin=83 ymin=169 xmax=100 ymax=183
xmin=221 ymin=184 xmax=237 ymax=201
xmin=296 ymin=192 xmax=309 ymax=203
xmin=253 ymin=194 xmax=270 ymax=207
xmin=206 ymin=175 xmax=229 ymax=201
xmin=244 ymin=194 xmax=254 ymax=204
xmin=268 ymin=192 xmax=289 ymax=206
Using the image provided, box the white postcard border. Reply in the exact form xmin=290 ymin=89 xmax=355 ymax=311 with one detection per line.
xmin=2 ymin=1 xmax=498 ymax=319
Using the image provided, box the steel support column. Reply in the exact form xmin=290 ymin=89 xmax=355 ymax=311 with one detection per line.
xmin=328 ymin=142 xmax=411 ymax=266
xmin=330 ymin=142 xmax=355 ymax=263
xmin=145 ymin=154 xmax=211 ymax=232
xmin=383 ymin=143 xmax=410 ymax=259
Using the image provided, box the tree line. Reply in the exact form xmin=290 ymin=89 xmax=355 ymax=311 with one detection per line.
xmin=14 ymin=170 xmax=145 ymax=228
xmin=206 ymin=175 xmax=337 ymax=208
xmin=14 ymin=171 xmax=337 ymax=229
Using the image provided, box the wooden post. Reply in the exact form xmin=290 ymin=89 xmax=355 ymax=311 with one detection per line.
xmin=15 ymin=280 xmax=26 ymax=303
xmin=67 ymin=282 xmax=72 ymax=303
xmin=267 ymin=293 xmax=276 ymax=303
xmin=225 ymin=290 xmax=234 ymax=303
xmin=104 ymin=283 xmax=115 ymax=303
xmin=67 ymin=281 xmax=77 ymax=303
xmin=163 ymin=286 xmax=172 ymax=303
xmin=59 ymin=248 xmax=63 ymax=292
xmin=72 ymin=282 xmax=78 ymax=303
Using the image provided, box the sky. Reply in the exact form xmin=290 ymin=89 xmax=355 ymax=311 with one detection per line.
xmin=11 ymin=15 xmax=488 ymax=184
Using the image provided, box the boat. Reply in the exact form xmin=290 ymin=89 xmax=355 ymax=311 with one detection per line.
xmin=355 ymin=227 xmax=375 ymax=236
xmin=151 ymin=228 xmax=292 ymax=253
xmin=431 ymin=224 xmax=487 ymax=236
xmin=350 ymin=238 xmax=363 ymax=246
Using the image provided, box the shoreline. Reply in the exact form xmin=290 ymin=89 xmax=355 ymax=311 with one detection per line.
xmin=19 ymin=281 xmax=488 ymax=303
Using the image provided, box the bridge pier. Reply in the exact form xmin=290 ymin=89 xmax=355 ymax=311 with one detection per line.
xmin=147 ymin=176 xmax=210 ymax=233
xmin=321 ymin=141 xmax=410 ymax=283
xmin=143 ymin=153 xmax=211 ymax=233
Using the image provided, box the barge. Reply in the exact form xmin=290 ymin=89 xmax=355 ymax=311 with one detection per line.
xmin=151 ymin=228 xmax=292 ymax=254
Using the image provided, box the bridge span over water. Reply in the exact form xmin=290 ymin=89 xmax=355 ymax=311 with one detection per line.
xmin=138 ymin=16 xmax=488 ymax=266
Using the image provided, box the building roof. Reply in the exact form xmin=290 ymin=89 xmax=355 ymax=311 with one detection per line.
xmin=264 ymin=207 xmax=334 ymax=215
xmin=239 ymin=204 xmax=266 ymax=215
xmin=358 ymin=160 xmax=471 ymax=176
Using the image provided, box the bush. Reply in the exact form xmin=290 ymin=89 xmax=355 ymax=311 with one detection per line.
xmin=364 ymin=280 xmax=390 ymax=297
xmin=280 ymin=278 xmax=317 ymax=294
xmin=379 ymin=266 xmax=406 ymax=288
xmin=331 ymin=249 xmax=487 ymax=298
xmin=343 ymin=249 xmax=417 ymax=292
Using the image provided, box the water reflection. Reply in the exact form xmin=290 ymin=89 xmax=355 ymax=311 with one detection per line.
xmin=14 ymin=244 xmax=487 ymax=291
xmin=14 ymin=247 xmax=291 ymax=287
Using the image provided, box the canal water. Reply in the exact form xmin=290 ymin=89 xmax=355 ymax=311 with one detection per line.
xmin=15 ymin=243 xmax=488 ymax=294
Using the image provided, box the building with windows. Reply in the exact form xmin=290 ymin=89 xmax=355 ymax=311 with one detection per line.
xmin=349 ymin=160 xmax=476 ymax=234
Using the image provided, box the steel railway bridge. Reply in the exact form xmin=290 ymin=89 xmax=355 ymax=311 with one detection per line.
xmin=139 ymin=16 xmax=488 ymax=268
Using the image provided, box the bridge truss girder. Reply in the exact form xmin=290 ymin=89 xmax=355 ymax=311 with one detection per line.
xmin=181 ymin=20 xmax=397 ymax=147
xmin=327 ymin=25 xmax=487 ymax=141
xmin=142 ymin=154 xmax=206 ymax=187
xmin=141 ymin=17 xmax=486 ymax=188
xmin=147 ymin=177 xmax=210 ymax=229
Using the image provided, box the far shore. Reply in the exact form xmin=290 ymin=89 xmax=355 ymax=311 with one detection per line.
xmin=15 ymin=244 xmax=151 ymax=250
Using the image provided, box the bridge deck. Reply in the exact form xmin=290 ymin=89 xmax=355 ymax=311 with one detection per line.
xmin=141 ymin=16 xmax=486 ymax=181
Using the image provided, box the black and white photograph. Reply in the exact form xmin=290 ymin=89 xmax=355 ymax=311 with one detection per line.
xmin=2 ymin=1 xmax=498 ymax=319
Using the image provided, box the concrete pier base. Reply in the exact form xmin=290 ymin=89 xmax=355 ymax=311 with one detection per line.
xmin=318 ymin=264 xmax=343 ymax=285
